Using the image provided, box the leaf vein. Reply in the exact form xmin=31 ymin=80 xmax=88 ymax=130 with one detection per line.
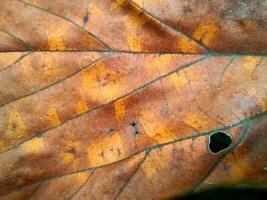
xmin=128 ymin=0 xmax=212 ymax=53
xmin=0 ymin=56 xmax=208 ymax=154
xmin=17 ymin=0 xmax=111 ymax=50
xmin=0 ymin=28 xmax=34 ymax=51
xmin=2 ymin=111 xmax=266 ymax=195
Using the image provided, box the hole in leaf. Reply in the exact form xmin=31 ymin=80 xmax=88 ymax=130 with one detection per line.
xmin=131 ymin=122 xmax=136 ymax=127
xmin=130 ymin=122 xmax=140 ymax=136
xmin=208 ymin=131 xmax=232 ymax=154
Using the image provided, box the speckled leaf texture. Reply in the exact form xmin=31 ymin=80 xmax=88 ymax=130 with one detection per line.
xmin=0 ymin=0 xmax=266 ymax=200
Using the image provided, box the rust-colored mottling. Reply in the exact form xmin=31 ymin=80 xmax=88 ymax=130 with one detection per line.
xmin=0 ymin=0 xmax=266 ymax=199
xmin=1 ymin=185 xmax=39 ymax=200
xmin=132 ymin=0 xmax=267 ymax=53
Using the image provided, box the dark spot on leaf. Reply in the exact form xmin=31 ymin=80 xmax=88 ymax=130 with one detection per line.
xmin=130 ymin=122 xmax=140 ymax=136
xmin=131 ymin=122 xmax=136 ymax=127
xmin=83 ymin=15 xmax=88 ymax=24
xmin=208 ymin=131 xmax=232 ymax=154
xmin=107 ymin=128 xmax=115 ymax=133
xmin=67 ymin=147 xmax=76 ymax=154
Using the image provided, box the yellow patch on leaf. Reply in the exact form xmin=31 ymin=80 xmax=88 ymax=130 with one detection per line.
xmin=178 ymin=37 xmax=197 ymax=53
xmin=74 ymin=101 xmax=89 ymax=115
xmin=243 ymin=56 xmax=262 ymax=73
xmin=0 ymin=141 xmax=5 ymax=152
xmin=60 ymin=151 xmax=75 ymax=163
xmin=47 ymin=24 xmax=68 ymax=50
xmin=169 ymin=71 xmax=188 ymax=89
xmin=22 ymin=137 xmax=46 ymax=155
xmin=42 ymin=55 xmax=62 ymax=78
xmin=124 ymin=2 xmax=149 ymax=51
xmin=183 ymin=111 xmax=210 ymax=130
xmin=127 ymin=32 xmax=142 ymax=51
xmin=6 ymin=108 xmax=25 ymax=140
xmin=114 ymin=98 xmax=126 ymax=122
xmin=48 ymin=37 xmax=65 ymax=51
xmin=193 ymin=20 xmax=218 ymax=46
xmin=153 ymin=126 xmax=175 ymax=143
xmin=47 ymin=108 xmax=61 ymax=126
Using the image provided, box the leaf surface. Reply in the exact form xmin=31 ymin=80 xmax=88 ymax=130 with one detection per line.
xmin=0 ymin=0 xmax=266 ymax=199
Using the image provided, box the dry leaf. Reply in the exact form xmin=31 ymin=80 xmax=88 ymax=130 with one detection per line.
xmin=0 ymin=0 xmax=266 ymax=199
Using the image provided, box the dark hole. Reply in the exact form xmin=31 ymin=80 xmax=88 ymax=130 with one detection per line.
xmin=208 ymin=131 xmax=232 ymax=154
xmin=131 ymin=122 xmax=136 ymax=127
xmin=130 ymin=122 xmax=140 ymax=136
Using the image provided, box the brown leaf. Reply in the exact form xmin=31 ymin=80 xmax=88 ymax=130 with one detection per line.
xmin=0 ymin=0 xmax=266 ymax=199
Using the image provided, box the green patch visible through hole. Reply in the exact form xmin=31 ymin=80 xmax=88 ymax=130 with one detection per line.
xmin=208 ymin=131 xmax=232 ymax=154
